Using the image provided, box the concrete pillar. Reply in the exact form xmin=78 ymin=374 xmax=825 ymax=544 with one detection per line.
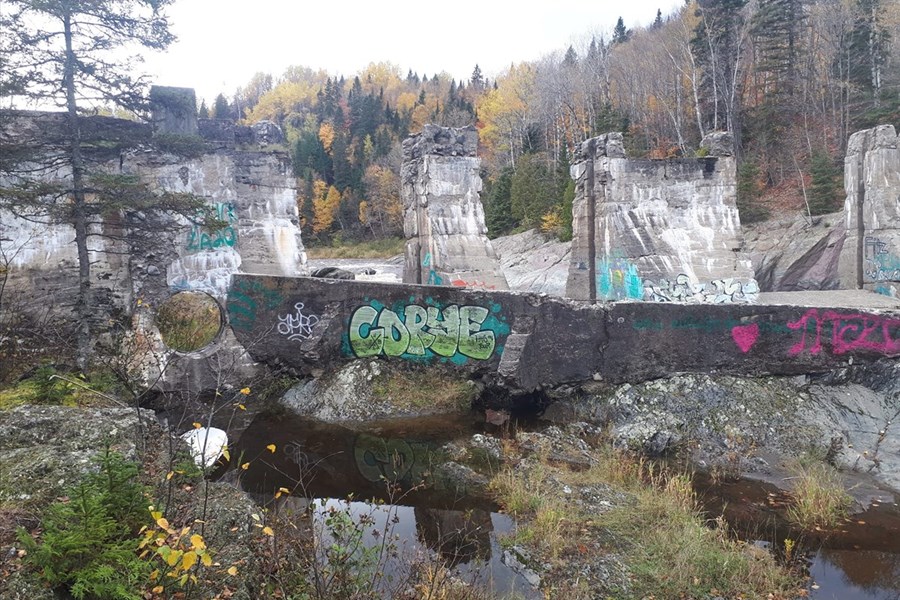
xmin=566 ymin=131 xmax=758 ymax=303
xmin=150 ymin=86 xmax=199 ymax=136
xmin=400 ymin=125 xmax=508 ymax=290
xmin=840 ymin=125 xmax=900 ymax=298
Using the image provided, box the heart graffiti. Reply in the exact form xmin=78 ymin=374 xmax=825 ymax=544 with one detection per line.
xmin=731 ymin=323 xmax=760 ymax=353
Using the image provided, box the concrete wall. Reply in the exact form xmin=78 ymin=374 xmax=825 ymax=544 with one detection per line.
xmin=840 ymin=124 xmax=900 ymax=298
xmin=228 ymin=275 xmax=900 ymax=390
xmin=1 ymin=107 xmax=307 ymax=390
xmin=401 ymin=125 xmax=508 ymax=291
xmin=566 ymin=132 xmax=758 ymax=303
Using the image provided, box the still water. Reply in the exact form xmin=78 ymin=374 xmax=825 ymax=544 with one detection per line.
xmin=228 ymin=410 xmax=539 ymax=598
xmin=229 ymin=410 xmax=900 ymax=599
xmin=697 ymin=475 xmax=900 ymax=600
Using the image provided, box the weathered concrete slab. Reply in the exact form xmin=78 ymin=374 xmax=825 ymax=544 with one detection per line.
xmin=401 ymin=125 xmax=508 ymax=290
xmin=841 ymin=125 xmax=900 ymax=298
xmin=566 ymin=132 xmax=757 ymax=303
xmin=228 ymin=276 xmax=900 ymax=389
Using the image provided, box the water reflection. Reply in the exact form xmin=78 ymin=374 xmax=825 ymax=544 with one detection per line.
xmin=229 ymin=411 xmax=538 ymax=598
xmin=810 ymin=549 xmax=900 ymax=600
xmin=695 ymin=474 xmax=900 ymax=600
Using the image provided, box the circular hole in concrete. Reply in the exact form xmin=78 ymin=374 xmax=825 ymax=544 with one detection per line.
xmin=156 ymin=291 xmax=223 ymax=353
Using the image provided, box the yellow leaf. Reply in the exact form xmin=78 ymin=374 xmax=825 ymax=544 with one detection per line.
xmin=275 ymin=491 xmax=282 ymax=499
xmin=227 ymin=566 xmax=238 ymax=576
xmin=201 ymin=551 xmax=213 ymax=567
xmin=166 ymin=471 xmax=174 ymax=481
xmin=262 ymin=526 xmax=274 ymax=536
xmin=190 ymin=534 xmax=206 ymax=550
xmin=278 ymin=487 xmax=290 ymax=495
xmin=152 ymin=585 xmax=163 ymax=594
xmin=150 ymin=569 xmax=159 ymax=580
xmin=166 ymin=548 xmax=183 ymax=567
xmin=137 ymin=298 xmax=143 ymax=306
xmin=240 ymin=387 xmax=251 ymax=395
xmin=241 ymin=462 xmax=250 ymax=470
xmin=193 ymin=422 xmax=202 ymax=429
xmin=238 ymin=404 xmax=246 ymax=410
xmin=181 ymin=550 xmax=198 ymax=571
xmin=251 ymin=513 xmax=260 ymax=521
xmin=179 ymin=573 xmax=188 ymax=586
xmin=150 ymin=510 xmax=162 ymax=521
xmin=266 ymin=444 xmax=276 ymax=453
xmin=156 ymin=517 xmax=170 ymax=530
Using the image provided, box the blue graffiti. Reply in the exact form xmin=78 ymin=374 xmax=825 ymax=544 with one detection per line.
xmin=597 ymin=257 xmax=643 ymax=301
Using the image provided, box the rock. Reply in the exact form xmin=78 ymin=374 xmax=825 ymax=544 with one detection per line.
xmin=0 ymin=405 xmax=158 ymax=509
xmin=310 ymin=266 xmax=356 ymax=280
xmin=277 ymin=360 xmax=471 ymax=422
xmin=180 ymin=426 xmax=228 ymax=468
xmin=744 ymin=216 xmax=845 ymax=292
xmin=492 ymin=229 xmax=570 ymax=296
xmin=502 ymin=548 xmax=542 ymax=588
xmin=699 ymin=131 xmax=734 ymax=157
xmin=250 ymin=120 xmax=285 ymax=146
xmin=433 ymin=461 xmax=489 ymax=495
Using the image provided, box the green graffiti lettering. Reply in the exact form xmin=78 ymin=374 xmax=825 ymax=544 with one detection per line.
xmin=458 ymin=306 xmax=494 ymax=359
xmin=349 ymin=306 xmax=384 ymax=357
xmin=379 ymin=309 xmax=410 ymax=356
xmin=346 ymin=303 xmax=503 ymax=361
xmin=404 ymin=305 xmax=434 ymax=355
xmin=427 ymin=305 xmax=460 ymax=357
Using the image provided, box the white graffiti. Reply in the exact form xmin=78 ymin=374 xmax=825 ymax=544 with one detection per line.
xmin=277 ymin=302 xmax=320 ymax=341
xmin=643 ymin=275 xmax=759 ymax=304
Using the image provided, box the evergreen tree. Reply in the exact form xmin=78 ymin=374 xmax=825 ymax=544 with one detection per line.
xmin=213 ymin=93 xmax=230 ymax=119
xmin=485 ymin=168 xmax=517 ymax=237
xmin=471 ymin=64 xmax=484 ymax=91
xmin=0 ymin=0 xmax=186 ymax=369
xmin=613 ymin=17 xmax=630 ymax=44
xmin=510 ymin=154 xmax=557 ymax=227
xmin=808 ymin=150 xmax=842 ymax=215
xmin=652 ymin=8 xmax=664 ymax=29
xmin=198 ymin=99 xmax=210 ymax=118
xmin=736 ymin=159 xmax=768 ymax=223
xmin=691 ymin=0 xmax=748 ymax=154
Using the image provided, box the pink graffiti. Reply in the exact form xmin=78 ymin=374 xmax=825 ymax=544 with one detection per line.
xmin=731 ymin=323 xmax=760 ymax=353
xmin=787 ymin=309 xmax=900 ymax=356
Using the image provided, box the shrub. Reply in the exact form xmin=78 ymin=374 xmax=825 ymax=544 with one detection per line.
xmin=18 ymin=448 xmax=151 ymax=599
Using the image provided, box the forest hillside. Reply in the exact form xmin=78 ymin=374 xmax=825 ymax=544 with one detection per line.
xmin=208 ymin=0 xmax=900 ymax=245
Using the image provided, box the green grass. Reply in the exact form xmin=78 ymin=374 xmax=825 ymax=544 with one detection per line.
xmin=490 ymin=445 xmax=803 ymax=599
xmin=371 ymin=367 xmax=477 ymax=413
xmin=306 ymin=237 xmax=405 ymax=259
xmin=0 ymin=366 xmax=118 ymax=410
xmin=785 ymin=459 xmax=852 ymax=530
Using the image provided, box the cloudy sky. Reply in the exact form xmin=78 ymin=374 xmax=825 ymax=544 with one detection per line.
xmin=144 ymin=0 xmax=685 ymax=104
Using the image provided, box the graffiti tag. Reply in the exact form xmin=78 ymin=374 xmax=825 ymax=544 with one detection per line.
xmin=187 ymin=202 xmax=237 ymax=251
xmin=348 ymin=303 xmax=499 ymax=361
xmin=277 ymin=302 xmax=320 ymax=341
xmin=787 ymin=308 xmax=900 ymax=356
xmin=226 ymin=279 xmax=283 ymax=331
xmin=864 ymin=236 xmax=900 ymax=283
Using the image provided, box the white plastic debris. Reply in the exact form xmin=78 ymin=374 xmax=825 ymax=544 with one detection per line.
xmin=180 ymin=427 xmax=228 ymax=469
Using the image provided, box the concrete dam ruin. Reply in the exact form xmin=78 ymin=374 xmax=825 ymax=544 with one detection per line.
xmin=3 ymin=93 xmax=900 ymax=392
